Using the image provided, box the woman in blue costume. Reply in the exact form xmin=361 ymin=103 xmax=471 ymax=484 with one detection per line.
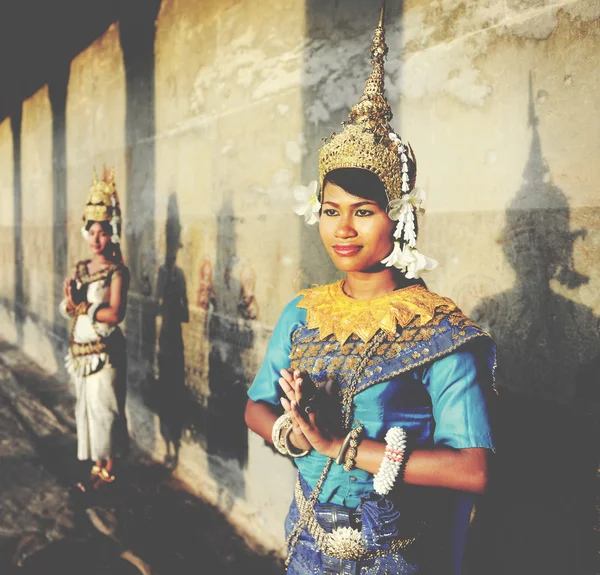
xmin=245 ymin=4 xmax=495 ymax=574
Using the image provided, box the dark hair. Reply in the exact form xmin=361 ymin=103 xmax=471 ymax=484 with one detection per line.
xmin=85 ymin=220 xmax=124 ymax=264
xmin=323 ymin=168 xmax=420 ymax=239
xmin=85 ymin=220 xmax=112 ymax=235
xmin=324 ymin=168 xmax=388 ymax=209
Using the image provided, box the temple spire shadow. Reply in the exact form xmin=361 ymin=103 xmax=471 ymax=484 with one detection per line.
xmin=468 ymin=72 xmax=600 ymax=575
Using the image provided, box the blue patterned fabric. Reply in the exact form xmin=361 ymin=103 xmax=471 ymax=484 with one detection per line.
xmin=285 ymin=475 xmax=423 ymax=575
xmin=248 ymin=290 xmax=496 ymax=573
xmin=248 ymin=297 xmax=495 ymax=508
xmin=357 ymin=492 xmax=401 ymax=550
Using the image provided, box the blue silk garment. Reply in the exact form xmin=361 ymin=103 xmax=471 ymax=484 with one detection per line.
xmin=248 ymin=286 xmax=495 ymax=574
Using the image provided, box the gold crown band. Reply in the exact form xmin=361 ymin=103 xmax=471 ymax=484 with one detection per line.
xmin=82 ymin=167 xmax=122 ymax=237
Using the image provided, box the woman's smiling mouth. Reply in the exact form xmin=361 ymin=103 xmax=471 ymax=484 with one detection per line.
xmin=333 ymin=244 xmax=362 ymax=256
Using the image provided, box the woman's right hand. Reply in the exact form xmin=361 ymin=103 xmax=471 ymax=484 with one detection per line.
xmin=279 ymin=369 xmax=312 ymax=453
xmin=63 ymin=277 xmax=76 ymax=310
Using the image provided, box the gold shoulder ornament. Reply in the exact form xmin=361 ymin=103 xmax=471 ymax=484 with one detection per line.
xmin=296 ymin=280 xmax=456 ymax=345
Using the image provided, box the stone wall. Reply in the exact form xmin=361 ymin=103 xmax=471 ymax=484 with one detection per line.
xmin=0 ymin=0 xmax=598 ymax=570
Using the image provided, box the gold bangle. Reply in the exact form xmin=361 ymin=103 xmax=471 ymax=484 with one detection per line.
xmin=343 ymin=426 xmax=364 ymax=472
xmin=284 ymin=426 xmax=310 ymax=458
xmin=271 ymin=413 xmax=292 ymax=455
xmin=335 ymin=429 xmax=354 ymax=465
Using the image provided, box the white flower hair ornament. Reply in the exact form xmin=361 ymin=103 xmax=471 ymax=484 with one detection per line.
xmin=381 ymin=133 xmax=438 ymax=279
xmin=110 ymin=216 xmax=121 ymax=244
xmin=110 ymin=195 xmax=120 ymax=244
xmin=293 ymin=180 xmax=321 ymax=225
xmin=381 ymin=242 xmax=437 ymax=280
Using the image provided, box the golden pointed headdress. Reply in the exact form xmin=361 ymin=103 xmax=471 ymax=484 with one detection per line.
xmin=318 ymin=1 xmax=415 ymax=203
xmin=83 ymin=166 xmax=122 ymax=242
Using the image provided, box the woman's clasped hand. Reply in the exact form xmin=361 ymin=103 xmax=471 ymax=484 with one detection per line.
xmin=278 ymin=369 xmax=343 ymax=458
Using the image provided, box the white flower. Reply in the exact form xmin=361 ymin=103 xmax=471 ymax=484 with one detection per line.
xmin=110 ymin=217 xmax=120 ymax=243
xmin=389 ymin=188 xmax=426 ymax=218
xmin=381 ymin=243 xmax=437 ymax=279
xmin=387 ymin=188 xmax=427 ymax=249
xmin=400 ymin=216 xmax=417 ymax=247
xmin=293 ymin=180 xmax=321 ymax=225
xmin=388 ymin=199 xmax=410 ymax=222
xmin=390 ymin=206 xmax=415 ymax=247
xmin=81 ymin=226 xmax=89 ymax=240
xmin=408 ymin=187 xmax=426 ymax=212
xmin=405 ymin=248 xmax=437 ymax=279
xmin=381 ymin=241 xmax=405 ymax=268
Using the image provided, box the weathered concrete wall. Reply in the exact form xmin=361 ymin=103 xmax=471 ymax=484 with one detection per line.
xmin=0 ymin=119 xmax=15 ymax=339
xmin=0 ymin=0 xmax=599 ymax=569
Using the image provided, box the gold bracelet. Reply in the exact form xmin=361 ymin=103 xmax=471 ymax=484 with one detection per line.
xmin=271 ymin=413 xmax=292 ymax=455
xmin=335 ymin=429 xmax=355 ymax=465
xmin=343 ymin=426 xmax=364 ymax=472
xmin=284 ymin=426 xmax=310 ymax=458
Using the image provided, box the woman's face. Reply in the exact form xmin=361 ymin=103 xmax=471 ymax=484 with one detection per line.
xmin=87 ymin=222 xmax=111 ymax=255
xmin=319 ymin=180 xmax=395 ymax=273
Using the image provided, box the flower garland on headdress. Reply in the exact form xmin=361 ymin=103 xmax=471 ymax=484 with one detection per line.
xmin=293 ymin=2 xmax=437 ymax=279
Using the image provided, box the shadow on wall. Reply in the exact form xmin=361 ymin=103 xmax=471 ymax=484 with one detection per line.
xmin=206 ymin=188 xmax=257 ymax=503
xmin=468 ymin=75 xmax=600 ymax=575
xmin=119 ymin=0 xmax=161 ymax=424
xmin=8 ymin=63 xmax=71 ymax=375
xmin=49 ymin=63 xmax=70 ymax=378
xmin=155 ymin=194 xmax=189 ymax=470
xmin=10 ymin=107 xmax=24 ymax=346
xmin=151 ymin=188 xmax=257 ymax=500
xmin=0 ymin=0 xmax=122 ymax=370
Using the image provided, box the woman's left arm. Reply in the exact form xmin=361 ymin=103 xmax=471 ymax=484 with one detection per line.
xmin=290 ymin=400 xmax=490 ymax=494
xmin=95 ymin=270 xmax=129 ymax=324
xmin=286 ymin=346 xmax=494 ymax=495
xmin=348 ymin=440 xmax=489 ymax=494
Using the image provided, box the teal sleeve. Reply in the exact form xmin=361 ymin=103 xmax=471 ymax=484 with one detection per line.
xmin=422 ymin=346 xmax=495 ymax=449
xmin=247 ymin=296 xmax=306 ymax=406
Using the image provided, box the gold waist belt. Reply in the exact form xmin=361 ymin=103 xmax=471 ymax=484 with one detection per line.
xmin=70 ymin=339 xmax=108 ymax=358
xmin=294 ymin=477 xmax=418 ymax=562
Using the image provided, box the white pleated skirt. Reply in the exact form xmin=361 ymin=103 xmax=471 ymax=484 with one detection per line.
xmin=74 ymin=360 xmax=128 ymax=461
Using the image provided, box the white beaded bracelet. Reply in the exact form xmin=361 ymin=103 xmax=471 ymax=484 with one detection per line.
xmin=373 ymin=427 xmax=408 ymax=495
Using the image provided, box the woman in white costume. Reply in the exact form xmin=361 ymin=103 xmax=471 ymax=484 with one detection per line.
xmin=60 ymin=167 xmax=129 ymax=492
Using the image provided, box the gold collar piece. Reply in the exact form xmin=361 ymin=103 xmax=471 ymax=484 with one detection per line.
xmin=296 ymin=281 xmax=456 ymax=344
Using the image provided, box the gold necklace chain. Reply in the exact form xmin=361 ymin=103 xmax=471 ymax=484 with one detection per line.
xmin=285 ymin=329 xmax=388 ymax=568
xmin=342 ymin=330 xmax=387 ymax=431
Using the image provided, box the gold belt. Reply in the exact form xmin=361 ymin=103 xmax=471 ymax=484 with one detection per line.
xmin=294 ymin=477 xmax=418 ymax=561
xmin=70 ymin=339 xmax=108 ymax=357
